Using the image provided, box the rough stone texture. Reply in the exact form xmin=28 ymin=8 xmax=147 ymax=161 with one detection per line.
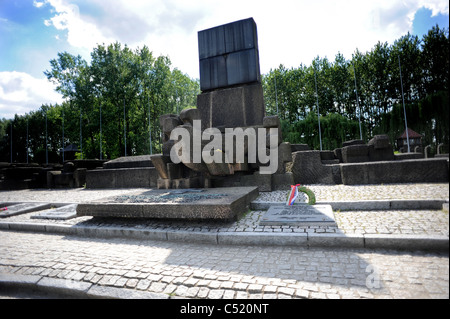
xmin=53 ymin=173 xmax=74 ymax=188
xmin=271 ymin=173 xmax=294 ymax=190
xmin=395 ymin=153 xmax=424 ymax=160
xmin=0 ymin=202 xmax=52 ymax=218
xmin=260 ymin=204 xmax=336 ymax=226
xmin=73 ymin=168 xmax=86 ymax=188
xmin=263 ymin=142 xmax=292 ymax=175
xmin=1 ymin=226 xmax=448 ymax=299
xmin=263 ymin=115 xmax=280 ymax=128
xmin=341 ymin=144 xmax=370 ymax=163
xmin=367 ymin=135 xmax=395 ymax=162
xmin=162 ymin=117 xmax=183 ymax=134
xmin=198 ymin=18 xmax=260 ymax=91
xmin=291 ymin=151 xmax=335 ymax=185
xmin=179 ymin=108 xmax=201 ymax=126
xmin=369 ymin=145 xmax=395 ymax=162
xmin=240 ymin=172 xmax=272 ymax=192
xmin=150 ymin=155 xmax=171 ymax=179
xmin=368 ymin=135 xmax=391 ymax=150
xmin=161 ymin=140 xmax=175 ymax=157
xmin=77 ymin=187 xmax=259 ymax=221
xmin=320 ymin=151 xmax=335 ymax=161
xmin=340 ymin=158 xmax=449 ymax=185
xmin=196 ymin=82 xmax=265 ymax=129
xmin=31 ymin=204 xmax=78 ymax=220
xmin=333 ymin=148 xmax=343 ymax=163
xmin=159 ymin=114 xmax=181 ymax=142
xmin=103 ymin=155 xmax=154 ymax=169
xmin=86 ymin=168 xmax=158 ymax=188
xmin=342 ymin=139 xmax=365 ymax=147
xmin=46 ymin=171 xmax=61 ymax=188
xmin=291 ymin=144 xmax=310 ymax=152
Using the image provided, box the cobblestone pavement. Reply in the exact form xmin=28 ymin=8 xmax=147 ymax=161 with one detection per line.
xmin=0 ymin=231 xmax=448 ymax=299
xmin=0 ymin=184 xmax=448 ymax=299
xmin=1 ymin=183 xmax=448 ymax=203
xmin=1 ymin=207 xmax=448 ymax=237
xmin=0 ymin=184 xmax=448 ymax=237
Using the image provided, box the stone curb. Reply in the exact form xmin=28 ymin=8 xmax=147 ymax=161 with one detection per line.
xmin=0 ymin=273 xmax=169 ymax=299
xmin=0 ymin=221 xmax=447 ymax=252
xmin=251 ymin=199 xmax=449 ymax=211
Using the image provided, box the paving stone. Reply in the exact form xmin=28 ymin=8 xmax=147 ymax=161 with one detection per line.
xmin=0 ymin=183 xmax=448 ymax=300
xmin=0 ymin=202 xmax=52 ymax=218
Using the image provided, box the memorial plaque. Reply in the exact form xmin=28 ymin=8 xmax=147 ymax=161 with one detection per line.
xmin=31 ymin=204 xmax=78 ymax=220
xmin=77 ymin=187 xmax=259 ymax=221
xmin=0 ymin=202 xmax=52 ymax=218
xmin=260 ymin=204 xmax=336 ymax=226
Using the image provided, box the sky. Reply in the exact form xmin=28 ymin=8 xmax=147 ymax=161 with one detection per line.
xmin=0 ymin=0 xmax=449 ymax=120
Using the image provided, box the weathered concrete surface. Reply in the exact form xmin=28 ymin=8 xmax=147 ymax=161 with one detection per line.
xmin=86 ymin=168 xmax=158 ymax=188
xmin=77 ymin=187 xmax=259 ymax=221
xmin=340 ymin=158 xmax=448 ymax=185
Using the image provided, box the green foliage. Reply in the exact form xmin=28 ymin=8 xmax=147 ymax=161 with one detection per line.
xmin=263 ymin=25 xmax=449 ymax=151
xmin=281 ymin=112 xmax=362 ymax=150
xmin=285 ymin=186 xmax=316 ymax=205
xmin=298 ymin=186 xmax=316 ymax=205
xmin=1 ymin=26 xmax=448 ymax=163
xmin=0 ymin=42 xmax=200 ymax=163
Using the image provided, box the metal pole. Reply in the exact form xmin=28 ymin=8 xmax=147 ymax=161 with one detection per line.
xmin=314 ymin=68 xmax=323 ymax=151
xmin=80 ymin=108 xmax=83 ymax=159
xmin=45 ymin=110 xmax=48 ymax=165
xmin=352 ymin=61 xmax=363 ymax=141
xmin=123 ymin=98 xmax=127 ymax=156
xmin=99 ymin=102 xmax=102 ymax=160
xmin=26 ymin=118 xmax=29 ymax=164
xmin=398 ymin=54 xmax=410 ymax=153
xmin=148 ymin=95 xmax=152 ymax=155
xmin=274 ymin=72 xmax=279 ymax=114
xmin=10 ymin=121 xmax=12 ymax=163
xmin=176 ymin=87 xmax=179 ymax=114
xmin=62 ymin=105 xmax=64 ymax=163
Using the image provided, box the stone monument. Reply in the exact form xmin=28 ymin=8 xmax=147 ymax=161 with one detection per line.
xmin=150 ymin=18 xmax=294 ymax=192
xmin=197 ymin=18 xmax=265 ymax=128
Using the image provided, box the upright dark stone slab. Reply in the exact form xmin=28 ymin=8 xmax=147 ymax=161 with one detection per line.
xmin=198 ymin=18 xmax=260 ymax=91
xmin=196 ymin=18 xmax=265 ymax=129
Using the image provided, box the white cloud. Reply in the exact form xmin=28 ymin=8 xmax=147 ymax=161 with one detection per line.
xmin=418 ymin=0 xmax=449 ymax=16
xmin=0 ymin=72 xmax=63 ymax=119
xmin=42 ymin=0 xmax=115 ymax=51
xmin=33 ymin=0 xmax=45 ymax=8
xmin=3 ymin=0 xmax=447 ymax=120
xmin=27 ymin=0 xmax=450 ymax=80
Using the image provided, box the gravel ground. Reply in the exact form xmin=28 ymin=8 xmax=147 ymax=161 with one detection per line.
xmin=1 ymin=183 xmax=447 ymax=204
xmin=256 ymin=183 xmax=449 ymax=202
xmin=0 ymin=183 xmax=448 ymax=237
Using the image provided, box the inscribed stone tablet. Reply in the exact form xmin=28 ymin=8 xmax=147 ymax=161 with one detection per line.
xmin=0 ymin=202 xmax=52 ymax=218
xmin=260 ymin=204 xmax=336 ymax=226
xmin=31 ymin=204 xmax=78 ymax=220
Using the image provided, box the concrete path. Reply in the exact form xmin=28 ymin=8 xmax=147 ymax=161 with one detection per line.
xmin=0 ymin=231 xmax=448 ymax=299
xmin=0 ymin=183 xmax=448 ymax=299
